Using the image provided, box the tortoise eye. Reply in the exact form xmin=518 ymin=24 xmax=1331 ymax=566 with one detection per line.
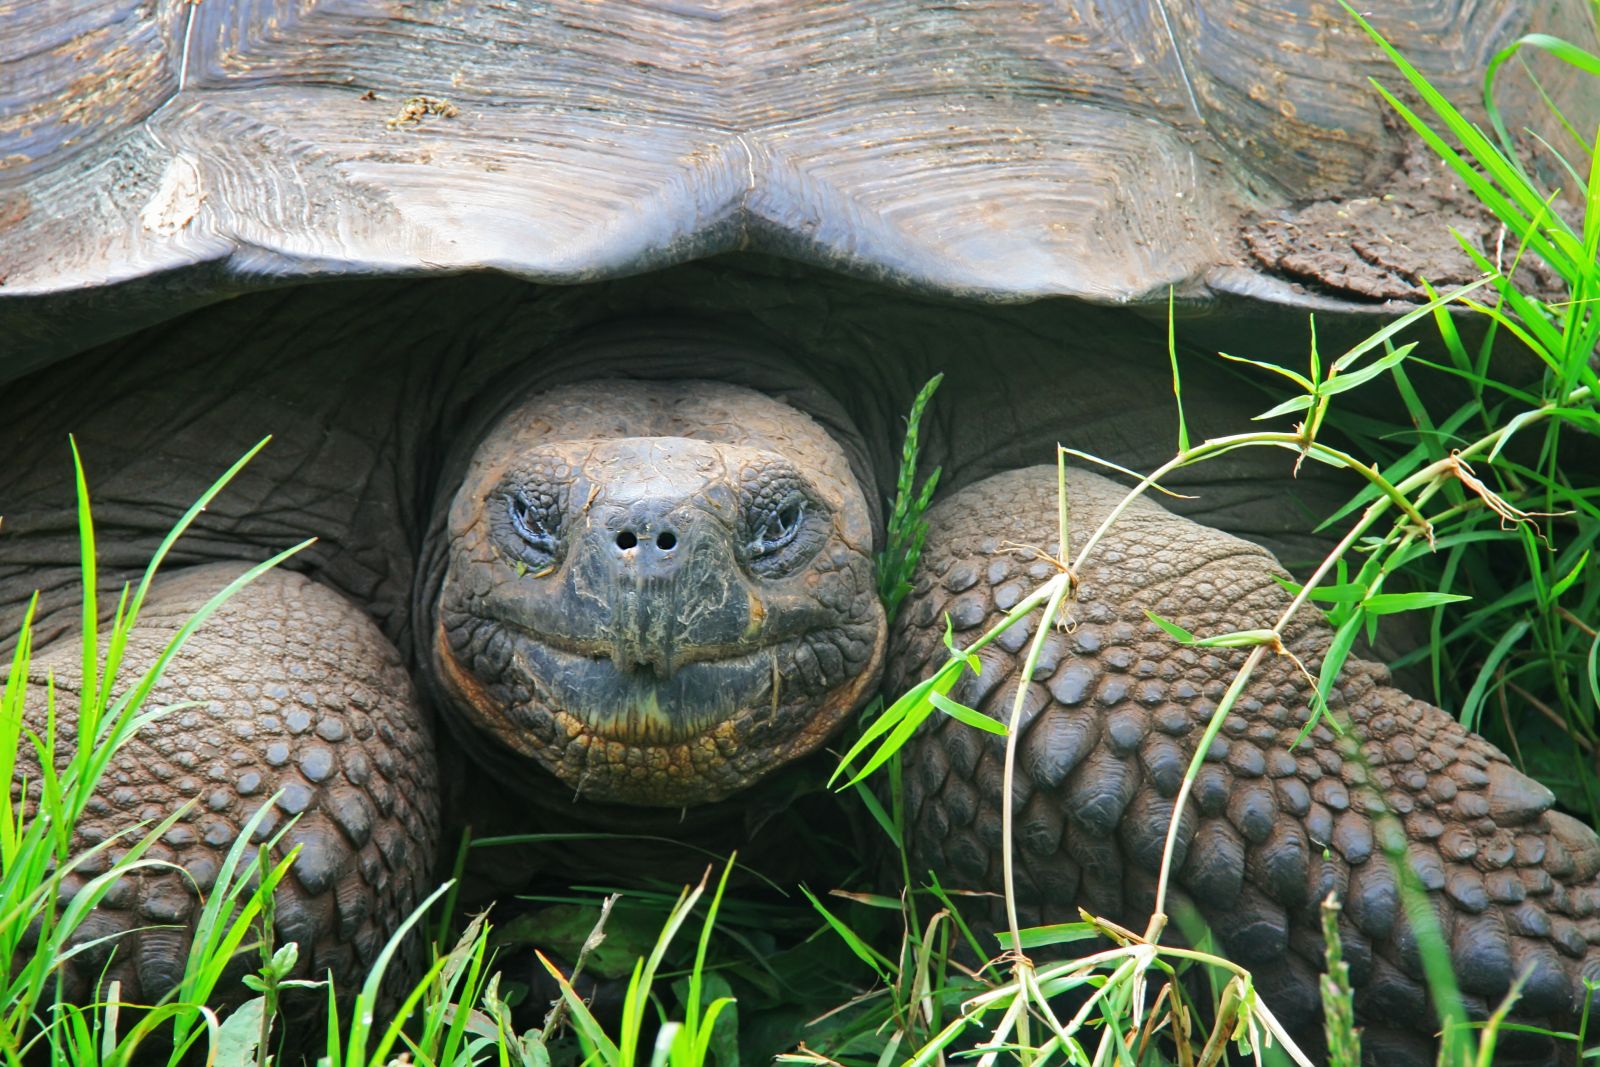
xmin=740 ymin=470 xmax=827 ymax=578
xmin=750 ymin=498 xmax=804 ymax=557
xmin=506 ymin=493 xmax=559 ymax=561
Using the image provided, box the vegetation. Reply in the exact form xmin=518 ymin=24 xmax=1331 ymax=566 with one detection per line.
xmin=2 ymin=10 xmax=1598 ymax=1067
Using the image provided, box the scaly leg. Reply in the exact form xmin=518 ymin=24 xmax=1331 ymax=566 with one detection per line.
xmin=12 ymin=564 xmax=439 ymax=1003
xmin=892 ymin=468 xmax=1600 ymax=1064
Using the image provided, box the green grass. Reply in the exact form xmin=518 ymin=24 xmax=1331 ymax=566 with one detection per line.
xmin=4 ymin=11 xmax=1600 ymax=1067
xmin=1 ymin=440 xmax=311 ymax=1066
xmin=1327 ymin=8 xmax=1600 ymax=830
xmin=878 ymin=374 xmax=944 ymax=627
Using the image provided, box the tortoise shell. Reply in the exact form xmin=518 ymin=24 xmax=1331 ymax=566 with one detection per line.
xmin=1 ymin=0 xmax=1595 ymax=357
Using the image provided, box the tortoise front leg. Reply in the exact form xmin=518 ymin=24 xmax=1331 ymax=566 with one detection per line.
xmin=889 ymin=467 xmax=1600 ymax=1064
xmin=11 ymin=563 xmax=439 ymax=1004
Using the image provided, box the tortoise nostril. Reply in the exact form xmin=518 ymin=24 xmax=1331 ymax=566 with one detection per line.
xmin=616 ymin=530 xmax=638 ymax=550
xmin=656 ymin=530 xmax=677 ymax=551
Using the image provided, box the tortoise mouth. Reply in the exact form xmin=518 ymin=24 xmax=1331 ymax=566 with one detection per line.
xmin=433 ymin=613 xmax=885 ymax=806
xmin=506 ymin=623 xmax=781 ymax=743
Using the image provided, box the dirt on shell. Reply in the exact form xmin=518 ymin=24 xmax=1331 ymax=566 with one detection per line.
xmin=1242 ymin=133 xmax=1567 ymax=304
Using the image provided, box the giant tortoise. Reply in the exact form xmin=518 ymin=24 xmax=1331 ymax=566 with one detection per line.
xmin=3 ymin=1 xmax=1599 ymax=1063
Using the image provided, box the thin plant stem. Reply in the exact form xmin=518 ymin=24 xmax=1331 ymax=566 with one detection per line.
xmin=999 ymin=574 xmax=1075 ymax=958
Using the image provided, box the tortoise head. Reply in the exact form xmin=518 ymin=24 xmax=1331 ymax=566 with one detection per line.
xmin=431 ymin=380 xmax=886 ymax=806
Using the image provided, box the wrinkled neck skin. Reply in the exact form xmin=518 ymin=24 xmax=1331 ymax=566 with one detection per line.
xmin=415 ymin=343 xmax=888 ymax=818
